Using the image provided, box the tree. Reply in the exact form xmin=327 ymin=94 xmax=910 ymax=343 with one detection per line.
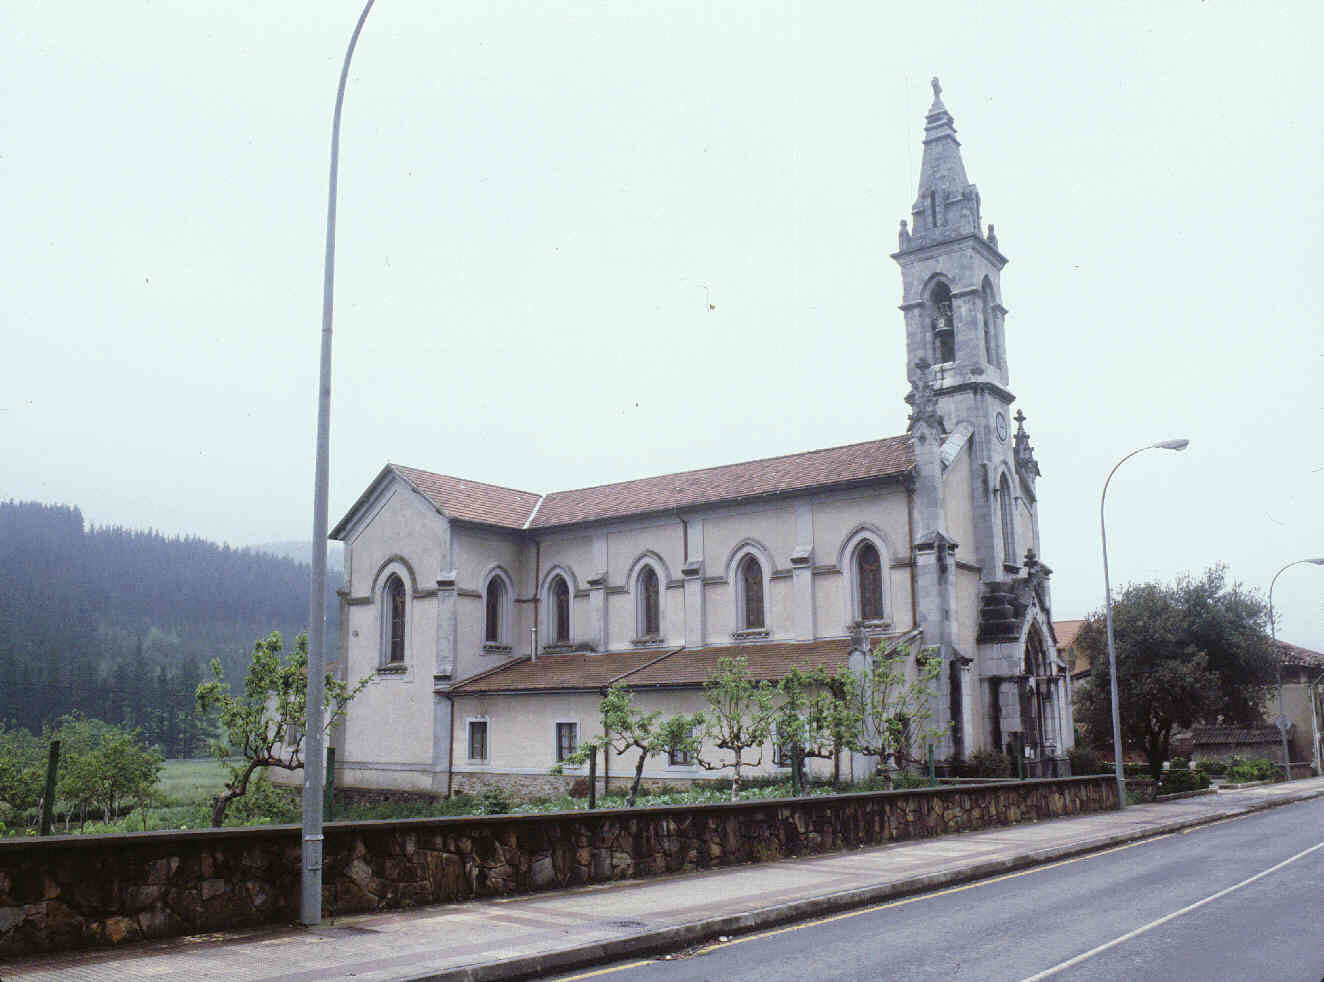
xmin=774 ymin=664 xmax=862 ymax=792
xmin=698 ymin=656 xmax=776 ymax=800
xmin=195 ymin=632 xmax=369 ymax=826
xmin=0 ymin=724 xmax=45 ymax=829
xmin=1074 ymin=566 xmax=1277 ymax=780
xmin=561 ymin=683 xmax=704 ymax=806
xmin=849 ymin=639 xmax=945 ymax=780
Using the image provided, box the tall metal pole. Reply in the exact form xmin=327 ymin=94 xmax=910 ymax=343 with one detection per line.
xmin=1100 ymin=439 xmax=1189 ymax=810
xmin=1267 ymin=558 xmax=1324 ymax=786
xmin=302 ymin=0 xmax=376 ymax=928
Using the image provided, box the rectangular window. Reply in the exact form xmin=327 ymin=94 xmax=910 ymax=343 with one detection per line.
xmin=667 ymin=732 xmax=694 ymax=766
xmin=467 ymin=720 xmax=488 ymax=762
xmin=555 ymin=722 xmax=578 ymax=763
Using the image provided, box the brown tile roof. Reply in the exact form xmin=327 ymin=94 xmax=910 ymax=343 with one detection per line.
xmin=450 ymin=647 xmax=681 ymax=694
xmin=451 ymin=639 xmax=858 ymax=694
xmin=390 ymin=465 xmax=542 ymax=530
xmin=1192 ymin=725 xmax=1287 ymax=745
xmin=1054 ymin=619 xmax=1086 ymax=649
xmin=529 ymin=437 xmax=913 ymax=529
xmin=383 ymin=436 xmax=913 ymax=532
xmin=1278 ymin=640 xmax=1324 ymax=666
xmin=623 ymin=638 xmax=857 ymax=688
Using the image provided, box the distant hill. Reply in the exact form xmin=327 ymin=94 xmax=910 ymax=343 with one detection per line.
xmin=0 ymin=501 xmax=343 ymax=754
xmin=249 ymin=540 xmax=345 ymax=573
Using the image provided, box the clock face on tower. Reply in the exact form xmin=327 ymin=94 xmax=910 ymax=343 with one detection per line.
xmin=995 ymin=413 xmax=1008 ymax=442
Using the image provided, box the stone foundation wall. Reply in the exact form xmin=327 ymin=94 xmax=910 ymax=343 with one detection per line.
xmin=0 ymin=776 xmax=1115 ymax=957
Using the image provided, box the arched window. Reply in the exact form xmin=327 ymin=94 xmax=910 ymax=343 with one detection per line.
xmin=930 ymin=282 xmax=955 ymax=364
xmin=383 ymin=574 xmax=406 ymax=664
xmin=485 ymin=576 xmax=505 ymax=644
xmin=981 ymin=279 xmax=996 ymax=364
xmin=998 ymin=474 xmax=1016 ymax=567
xmin=740 ymin=555 xmax=765 ymax=630
xmin=855 ymin=542 xmax=884 ymax=621
xmin=550 ymin=576 xmax=570 ymax=643
xmin=637 ymin=566 xmax=660 ymax=638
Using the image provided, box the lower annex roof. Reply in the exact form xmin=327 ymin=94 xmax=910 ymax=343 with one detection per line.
xmin=449 ymin=638 xmax=859 ymax=695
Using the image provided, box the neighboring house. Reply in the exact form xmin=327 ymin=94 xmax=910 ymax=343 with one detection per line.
xmin=324 ymin=81 xmax=1074 ymax=798
xmin=1276 ymin=642 xmax=1324 ymax=768
xmin=1054 ymin=619 xmax=1088 ymax=682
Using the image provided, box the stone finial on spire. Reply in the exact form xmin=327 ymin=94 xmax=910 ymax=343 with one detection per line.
xmin=906 ymin=359 xmax=944 ymax=434
xmin=931 ymin=76 xmax=942 ymax=101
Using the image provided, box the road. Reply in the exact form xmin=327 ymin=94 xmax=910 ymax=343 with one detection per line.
xmin=553 ymin=795 xmax=1324 ymax=982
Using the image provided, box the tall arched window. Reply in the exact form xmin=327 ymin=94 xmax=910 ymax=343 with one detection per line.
xmin=550 ymin=576 xmax=570 ymax=643
xmin=998 ymin=474 xmax=1016 ymax=567
xmin=740 ymin=555 xmax=765 ymax=630
xmin=637 ymin=566 xmax=660 ymax=638
xmin=384 ymin=574 xmax=406 ymax=664
xmin=855 ymin=542 xmax=884 ymax=621
xmin=930 ymin=282 xmax=955 ymax=364
xmin=981 ymin=279 xmax=996 ymax=364
xmin=485 ymin=576 xmax=505 ymax=644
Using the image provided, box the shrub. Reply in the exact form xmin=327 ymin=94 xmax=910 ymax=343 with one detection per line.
xmin=1068 ymin=748 xmax=1101 ymax=775
xmin=479 ymin=788 xmax=512 ymax=815
xmin=1224 ymin=757 xmax=1280 ymax=784
xmin=954 ymin=750 xmax=1012 ymax=778
xmin=1159 ymin=768 xmax=1209 ymax=794
xmin=1194 ymin=758 xmax=1228 ymax=776
xmin=1168 ymin=756 xmax=1189 ymax=771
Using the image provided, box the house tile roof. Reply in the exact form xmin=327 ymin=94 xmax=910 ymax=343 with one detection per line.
xmin=380 ymin=436 xmax=913 ymax=533
xmin=390 ymin=465 xmax=542 ymax=530
xmin=529 ymin=437 xmax=913 ymax=529
xmin=1192 ymin=725 xmax=1288 ymax=745
xmin=450 ymin=647 xmax=681 ymax=694
xmin=1278 ymin=640 xmax=1324 ymax=666
xmin=449 ymin=638 xmax=858 ymax=694
xmin=1053 ymin=619 xmax=1085 ymax=650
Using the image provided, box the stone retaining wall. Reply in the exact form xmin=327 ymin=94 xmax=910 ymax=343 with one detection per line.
xmin=0 ymin=776 xmax=1115 ymax=957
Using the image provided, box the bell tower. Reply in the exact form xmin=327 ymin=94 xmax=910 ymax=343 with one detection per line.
xmin=894 ymin=78 xmax=1034 ymax=581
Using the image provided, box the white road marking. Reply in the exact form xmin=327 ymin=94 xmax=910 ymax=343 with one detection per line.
xmin=1019 ymin=839 xmax=1324 ymax=981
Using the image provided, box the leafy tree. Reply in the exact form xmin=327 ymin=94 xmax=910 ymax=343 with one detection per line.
xmin=849 ymin=640 xmax=945 ymax=780
xmin=562 ymin=683 xmax=704 ymax=806
xmin=196 ymin=632 xmax=369 ymax=827
xmin=43 ymin=715 xmax=161 ymax=830
xmin=1075 ymin=567 xmax=1277 ymax=780
xmin=698 ymin=656 xmax=776 ymax=800
xmin=0 ymin=724 xmax=45 ymax=829
xmin=774 ymin=664 xmax=862 ymax=792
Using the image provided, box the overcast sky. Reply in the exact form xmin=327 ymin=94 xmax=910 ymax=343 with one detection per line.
xmin=4 ymin=1 xmax=1322 ymax=649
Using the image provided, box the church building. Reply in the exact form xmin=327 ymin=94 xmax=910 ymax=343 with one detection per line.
xmin=326 ymin=80 xmax=1072 ymax=798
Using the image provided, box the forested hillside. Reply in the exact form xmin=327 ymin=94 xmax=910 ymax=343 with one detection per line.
xmin=0 ymin=501 xmax=343 ymax=755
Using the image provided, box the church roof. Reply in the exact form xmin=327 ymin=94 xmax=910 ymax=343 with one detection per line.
xmin=366 ymin=435 xmax=913 ymax=534
xmin=450 ymin=638 xmax=857 ymax=694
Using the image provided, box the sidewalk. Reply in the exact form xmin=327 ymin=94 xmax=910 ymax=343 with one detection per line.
xmin=8 ymin=777 xmax=1324 ymax=982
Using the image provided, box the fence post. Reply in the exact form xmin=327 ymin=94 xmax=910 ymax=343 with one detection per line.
xmin=588 ymin=748 xmax=597 ymax=810
xmin=40 ymin=740 xmax=60 ymax=836
xmin=928 ymin=744 xmax=936 ymax=786
xmin=324 ymin=747 xmax=336 ymax=822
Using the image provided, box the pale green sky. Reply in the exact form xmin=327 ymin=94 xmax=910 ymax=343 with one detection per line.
xmin=3 ymin=1 xmax=1322 ymax=648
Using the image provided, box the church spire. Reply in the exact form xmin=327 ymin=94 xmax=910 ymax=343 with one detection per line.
xmin=904 ymin=77 xmax=980 ymax=248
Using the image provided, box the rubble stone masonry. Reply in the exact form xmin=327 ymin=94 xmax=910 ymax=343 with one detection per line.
xmin=0 ymin=776 xmax=1115 ymax=957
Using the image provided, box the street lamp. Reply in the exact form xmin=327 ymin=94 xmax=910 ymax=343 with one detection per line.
xmin=1100 ymin=438 xmax=1190 ymax=810
xmin=303 ymin=0 xmax=377 ymax=928
xmin=1267 ymin=558 xmax=1324 ymax=784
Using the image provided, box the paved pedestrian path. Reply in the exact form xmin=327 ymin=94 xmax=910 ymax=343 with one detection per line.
xmin=7 ymin=778 xmax=1324 ymax=982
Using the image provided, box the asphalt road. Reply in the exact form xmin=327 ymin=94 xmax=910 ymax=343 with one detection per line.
xmin=551 ymin=796 xmax=1324 ymax=982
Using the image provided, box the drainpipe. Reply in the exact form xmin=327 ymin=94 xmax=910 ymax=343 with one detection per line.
xmin=531 ymin=540 xmax=541 ymax=661
xmin=444 ymin=691 xmax=456 ymax=798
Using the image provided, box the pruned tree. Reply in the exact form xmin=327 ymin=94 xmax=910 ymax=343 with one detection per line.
xmin=698 ymin=656 xmax=776 ymax=800
xmin=1075 ymin=566 xmax=1276 ymax=780
xmin=775 ymin=664 xmax=863 ymax=793
xmin=560 ymin=683 xmax=704 ymax=806
xmin=195 ymin=632 xmax=369 ymax=826
xmin=849 ymin=639 xmax=946 ymax=781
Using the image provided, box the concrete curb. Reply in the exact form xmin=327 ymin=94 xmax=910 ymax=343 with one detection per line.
xmin=393 ymin=785 xmax=1324 ymax=982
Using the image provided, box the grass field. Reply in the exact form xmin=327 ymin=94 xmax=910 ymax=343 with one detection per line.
xmin=158 ymin=757 xmax=229 ymax=807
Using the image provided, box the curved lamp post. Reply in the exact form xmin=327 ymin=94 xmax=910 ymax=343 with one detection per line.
xmin=1100 ymin=438 xmax=1189 ymax=809
xmin=303 ymin=0 xmax=377 ymax=927
xmin=1267 ymin=558 xmax=1324 ymax=784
